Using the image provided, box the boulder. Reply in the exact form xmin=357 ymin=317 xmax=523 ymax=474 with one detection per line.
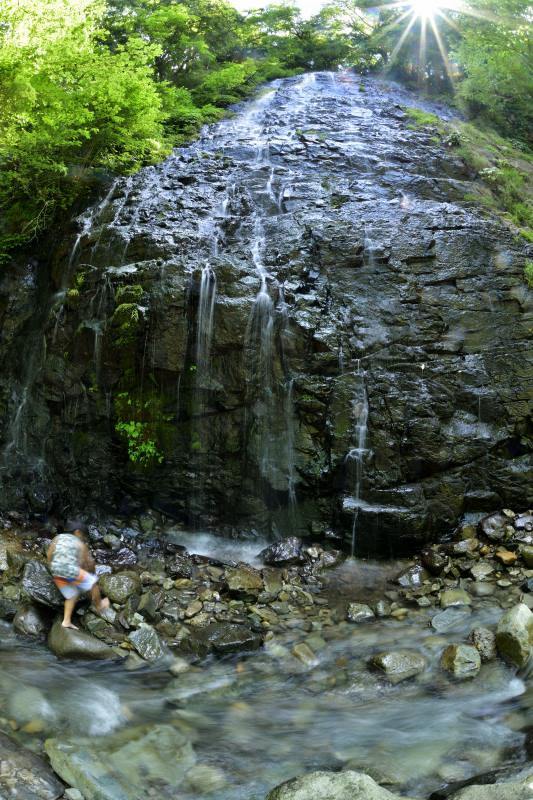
xmin=479 ymin=513 xmax=507 ymax=541
xmin=22 ymin=560 xmax=63 ymax=608
xmin=347 ymin=603 xmax=375 ymax=623
xmin=45 ymin=724 xmax=196 ymax=800
xmin=48 ymin=619 xmax=117 ymax=660
xmin=128 ymin=623 xmax=166 ymax=661
xmin=469 ymin=627 xmax=497 ymax=662
xmin=440 ymin=644 xmax=481 ymax=678
xmin=0 ymin=732 xmax=63 ymax=799
xmin=421 ymin=547 xmax=449 ymax=575
xmin=396 ymin=564 xmax=429 ymax=589
xmin=520 ymin=545 xmax=533 ymax=568
xmin=168 ymin=553 xmax=193 ymax=578
xmin=369 ymin=650 xmax=427 ymax=684
xmin=495 ymin=603 xmax=533 ymax=667
xmin=99 ymin=571 xmax=141 ymax=604
xmin=13 ymin=604 xmax=51 ymax=636
xmin=0 ymin=596 xmax=18 ymax=619
xmin=447 ymin=776 xmax=533 ymax=799
xmin=440 ymin=589 xmax=472 ymax=608
xmin=225 ymin=564 xmax=263 ymax=596
xmin=187 ymin=622 xmax=262 ymax=657
xmin=259 ymin=537 xmax=304 ymax=566
xmin=431 ymin=607 xmax=472 ymax=633
xmin=8 ymin=686 xmax=56 ymax=726
xmin=266 ymin=770 xmax=415 ymax=800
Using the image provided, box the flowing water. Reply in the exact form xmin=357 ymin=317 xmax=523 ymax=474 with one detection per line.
xmin=0 ymin=547 xmax=528 ymax=800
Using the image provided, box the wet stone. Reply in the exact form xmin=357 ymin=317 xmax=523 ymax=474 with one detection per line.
xmin=479 ymin=513 xmax=507 ymax=542
xmin=225 ymin=564 xmax=263 ymax=596
xmin=495 ymin=602 xmax=533 ymax=667
xmin=22 ymin=560 xmax=63 ymax=608
xmin=431 ymin=607 xmax=472 ymax=633
xmin=520 ymin=546 xmax=533 ymax=568
xmin=259 ymin=537 xmax=304 ymax=566
xmin=128 ymin=623 xmax=166 ymax=662
xmin=469 ymin=627 xmax=496 ymax=662
xmin=421 ymin=547 xmax=449 ymax=576
xmin=440 ymin=589 xmax=472 ymax=608
xmin=470 ymin=562 xmax=495 ymax=581
xmin=48 ymin=620 xmax=117 ymax=660
xmin=369 ymin=650 xmax=427 ymax=684
xmin=187 ymin=622 xmax=262 ymax=657
xmin=440 ymin=644 xmax=481 ymax=679
xmin=346 ymin=603 xmax=375 ymax=623
xmin=495 ymin=549 xmax=517 ymax=566
xmin=397 ymin=565 xmax=429 ymax=589
xmin=13 ymin=604 xmax=51 ymax=636
xmin=266 ymin=770 xmax=417 ymax=800
xmin=99 ymin=571 xmax=141 ymax=605
xmin=0 ymin=731 xmax=63 ymax=800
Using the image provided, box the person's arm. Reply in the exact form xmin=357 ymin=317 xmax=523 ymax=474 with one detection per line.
xmin=46 ymin=539 xmax=56 ymax=563
xmin=80 ymin=542 xmax=95 ymax=572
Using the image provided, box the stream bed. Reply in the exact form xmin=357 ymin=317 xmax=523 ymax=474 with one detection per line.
xmin=1 ymin=534 xmax=530 ymax=800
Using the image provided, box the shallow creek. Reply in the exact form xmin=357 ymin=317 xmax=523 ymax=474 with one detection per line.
xmin=0 ymin=535 xmax=529 ymax=800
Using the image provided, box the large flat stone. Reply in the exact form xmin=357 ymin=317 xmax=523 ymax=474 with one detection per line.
xmin=48 ymin=619 xmax=117 ymax=660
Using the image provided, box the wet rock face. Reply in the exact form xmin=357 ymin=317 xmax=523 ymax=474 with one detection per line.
xmin=0 ymin=73 xmax=531 ymax=552
xmin=48 ymin=619 xmax=118 ymax=660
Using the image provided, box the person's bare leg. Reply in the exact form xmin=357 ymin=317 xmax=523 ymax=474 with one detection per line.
xmin=62 ymin=596 xmax=79 ymax=629
xmin=90 ymin=584 xmax=110 ymax=613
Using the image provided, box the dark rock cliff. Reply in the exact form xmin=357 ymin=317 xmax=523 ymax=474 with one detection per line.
xmin=0 ymin=72 xmax=531 ymax=554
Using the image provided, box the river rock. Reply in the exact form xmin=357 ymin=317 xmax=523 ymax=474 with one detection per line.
xmin=99 ymin=571 xmax=141 ymax=604
xmin=421 ymin=547 xmax=449 ymax=575
xmin=431 ymin=607 xmax=472 ymax=633
xmin=469 ymin=627 xmax=497 ymax=661
xmin=127 ymin=623 xmax=166 ymax=661
xmin=0 ymin=595 xmax=18 ymax=619
xmin=45 ymin=724 xmax=196 ymax=800
xmin=440 ymin=644 xmax=481 ymax=678
xmin=13 ymin=603 xmax=51 ymax=636
xmin=396 ymin=565 xmax=429 ymax=589
xmin=440 ymin=589 xmax=472 ymax=608
xmin=495 ymin=549 xmax=517 ymax=566
xmin=447 ymin=776 xmax=533 ymax=799
xmin=495 ymin=603 xmax=533 ymax=667
xmin=520 ymin=546 xmax=533 ymax=568
xmin=0 ymin=731 xmax=63 ymax=799
xmin=168 ymin=553 xmax=193 ymax=578
xmin=48 ymin=619 xmax=117 ymax=660
xmin=266 ymin=770 xmax=415 ymax=799
xmin=479 ymin=513 xmax=507 ymax=542
xmin=369 ymin=650 xmax=427 ymax=683
xmin=8 ymin=686 xmax=56 ymax=726
xmin=259 ymin=537 xmax=304 ymax=566
xmin=22 ymin=560 xmax=63 ymax=608
xmin=225 ymin=564 xmax=263 ymax=595
xmin=347 ymin=603 xmax=375 ymax=623
xmin=187 ymin=622 xmax=262 ymax=656
xmin=470 ymin=562 xmax=495 ymax=581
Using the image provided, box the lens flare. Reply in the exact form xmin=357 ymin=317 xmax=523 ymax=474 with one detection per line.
xmin=410 ymin=0 xmax=442 ymax=18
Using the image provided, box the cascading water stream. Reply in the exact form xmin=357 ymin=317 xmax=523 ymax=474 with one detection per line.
xmin=346 ymin=373 xmax=369 ymax=556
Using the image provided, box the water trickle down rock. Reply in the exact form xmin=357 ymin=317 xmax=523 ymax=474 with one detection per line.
xmin=0 ymin=73 xmax=531 ymax=550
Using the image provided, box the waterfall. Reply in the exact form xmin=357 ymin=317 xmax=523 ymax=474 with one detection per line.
xmin=195 ymin=265 xmax=217 ymax=384
xmin=345 ymin=371 xmax=369 ymax=555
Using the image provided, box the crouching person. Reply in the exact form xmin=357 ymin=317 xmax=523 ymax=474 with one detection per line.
xmin=47 ymin=521 xmax=109 ymax=629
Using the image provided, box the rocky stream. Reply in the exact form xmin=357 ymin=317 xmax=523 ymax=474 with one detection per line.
xmin=0 ymin=71 xmax=531 ymax=800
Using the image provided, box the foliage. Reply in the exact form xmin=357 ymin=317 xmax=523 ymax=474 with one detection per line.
xmin=114 ymin=391 xmax=166 ymax=466
xmin=1 ymin=0 xmax=531 ymax=261
xmin=525 ymin=260 xmax=533 ymax=288
xmin=403 ymin=107 xmax=533 ymax=239
xmin=115 ymin=420 xmax=164 ymax=465
xmin=453 ymin=0 xmax=532 ymax=142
